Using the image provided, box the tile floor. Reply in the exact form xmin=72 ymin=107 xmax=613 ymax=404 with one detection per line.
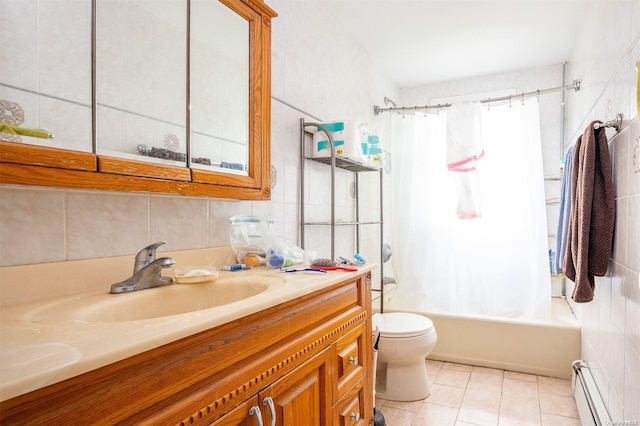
xmin=374 ymin=360 xmax=580 ymax=426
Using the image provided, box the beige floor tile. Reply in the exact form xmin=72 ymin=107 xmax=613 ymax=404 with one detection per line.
xmin=501 ymin=378 xmax=539 ymax=402
xmin=539 ymin=393 xmax=579 ymax=418
xmin=458 ymin=405 xmax=499 ymax=426
xmin=378 ymin=406 xmax=418 ymax=426
xmin=412 ymin=402 xmax=459 ymax=426
xmin=504 ymin=371 xmax=538 ymax=383
xmin=426 ymin=383 xmax=466 ymax=408
xmin=385 ymin=399 xmax=425 ymax=412
xmin=537 ymin=376 xmax=573 ymax=397
xmin=426 ymin=359 xmax=445 ymax=370
xmin=497 ymin=418 xmax=541 ymax=426
xmin=436 ymin=368 xmax=471 ymax=388
xmin=464 ymin=381 xmax=502 ymax=407
xmin=443 ymin=362 xmax=474 ymax=372
xmin=373 ymin=366 xmax=581 ymax=426
xmin=540 ymin=412 xmax=581 ymax=426
xmin=471 ymin=366 xmax=505 ymax=386
xmin=457 ymin=382 xmax=501 ymax=426
xmin=499 ymin=395 xmax=541 ymax=425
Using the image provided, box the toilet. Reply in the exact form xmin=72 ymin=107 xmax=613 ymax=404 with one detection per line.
xmin=372 ymin=312 xmax=438 ymax=401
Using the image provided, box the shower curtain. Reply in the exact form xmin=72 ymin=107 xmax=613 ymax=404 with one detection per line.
xmin=390 ymin=99 xmax=551 ymax=319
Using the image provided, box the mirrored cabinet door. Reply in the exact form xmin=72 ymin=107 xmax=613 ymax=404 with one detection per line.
xmin=95 ymin=0 xmax=188 ymax=167
xmin=0 ymin=0 xmax=92 ymax=153
xmin=190 ymin=0 xmax=249 ymax=176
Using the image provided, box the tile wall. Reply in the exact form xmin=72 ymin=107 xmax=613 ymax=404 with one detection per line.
xmin=563 ymin=2 xmax=640 ymax=423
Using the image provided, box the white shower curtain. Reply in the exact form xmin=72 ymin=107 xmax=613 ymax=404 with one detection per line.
xmin=390 ymin=99 xmax=551 ymax=319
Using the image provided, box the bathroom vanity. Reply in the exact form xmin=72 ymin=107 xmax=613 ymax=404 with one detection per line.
xmin=0 ymin=267 xmax=373 ymax=425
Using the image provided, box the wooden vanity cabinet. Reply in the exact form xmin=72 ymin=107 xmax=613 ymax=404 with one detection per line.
xmin=0 ymin=272 xmax=373 ymax=426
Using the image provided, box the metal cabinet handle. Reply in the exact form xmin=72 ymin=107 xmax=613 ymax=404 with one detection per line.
xmin=249 ymin=405 xmax=264 ymax=426
xmin=350 ymin=412 xmax=361 ymax=421
xmin=348 ymin=356 xmax=359 ymax=364
xmin=263 ymin=396 xmax=276 ymax=426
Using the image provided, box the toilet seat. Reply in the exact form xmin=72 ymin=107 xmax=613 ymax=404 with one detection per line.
xmin=373 ymin=313 xmax=434 ymax=338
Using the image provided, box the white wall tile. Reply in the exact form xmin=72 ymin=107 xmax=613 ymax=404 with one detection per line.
xmin=0 ymin=186 xmax=65 ymax=265
xmin=66 ymin=191 xmax=149 ymax=260
xmin=149 ymin=195 xmax=209 ymax=252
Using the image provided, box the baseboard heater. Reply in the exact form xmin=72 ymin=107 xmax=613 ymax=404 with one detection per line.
xmin=572 ymin=360 xmax=611 ymax=426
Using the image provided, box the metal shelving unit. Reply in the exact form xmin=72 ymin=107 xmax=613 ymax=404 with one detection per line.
xmin=299 ymin=118 xmax=385 ymax=312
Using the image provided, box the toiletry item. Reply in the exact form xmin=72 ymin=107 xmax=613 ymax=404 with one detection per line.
xmin=281 ymin=267 xmax=327 ymax=274
xmin=313 ymin=264 xmax=358 ymax=272
xmin=310 ymin=258 xmax=358 ymax=271
xmin=174 ymin=266 xmax=219 ymax=283
xmin=311 ymin=120 xmax=363 ymax=161
xmin=0 ymin=123 xmax=53 ymax=139
xmin=267 ymin=252 xmax=284 ymax=268
xmin=338 ymin=254 xmax=366 ymax=266
xmin=222 ymin=264 xmax=248 ymax=271
xmin=243 ymin=254 xmax=265 ymax=267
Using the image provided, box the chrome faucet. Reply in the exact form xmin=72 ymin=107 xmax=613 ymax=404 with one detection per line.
xmin=110 ymin=242 xmax=175 ymax=294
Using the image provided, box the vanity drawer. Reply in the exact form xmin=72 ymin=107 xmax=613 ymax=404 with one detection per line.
xmin=334 ymin=322 xmax=367 ymax=401
xmin=333 ymin=377 xmax=367 ymax=426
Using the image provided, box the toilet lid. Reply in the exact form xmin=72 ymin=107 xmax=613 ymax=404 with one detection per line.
xmin=372 ymin=312 xmax=434 ymax=338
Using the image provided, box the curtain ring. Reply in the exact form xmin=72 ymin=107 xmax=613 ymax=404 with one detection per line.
xmin=509 ymin=95 xmax=512 ymax=108
xmin=521 ymin=92 xmax=525 ymax=105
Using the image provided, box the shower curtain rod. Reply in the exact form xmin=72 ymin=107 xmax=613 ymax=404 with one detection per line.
xmin=373 ymin=79 xmax=581 ymax=115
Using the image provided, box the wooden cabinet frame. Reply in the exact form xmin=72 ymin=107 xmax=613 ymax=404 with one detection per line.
xmin=0 ymin=0 xmax=276 ymax=200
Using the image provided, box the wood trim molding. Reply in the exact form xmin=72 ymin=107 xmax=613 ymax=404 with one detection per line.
xmin=178 ymin=310 xmax=367 ymax=425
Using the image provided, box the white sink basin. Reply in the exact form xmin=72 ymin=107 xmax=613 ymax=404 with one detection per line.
xmin=24 ymin=275 xmax=285 ymax=323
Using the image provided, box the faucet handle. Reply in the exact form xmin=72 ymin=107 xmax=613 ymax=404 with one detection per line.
xmin=134 ymin=242 xmax=166 ymax=273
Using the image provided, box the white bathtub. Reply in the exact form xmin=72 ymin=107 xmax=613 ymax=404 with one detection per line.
xmin=377 ymin=292 xmax=580 ymax=379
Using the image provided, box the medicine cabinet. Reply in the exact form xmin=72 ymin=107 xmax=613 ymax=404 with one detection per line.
xmin=0 ymin=0 xmax=276 ymax=200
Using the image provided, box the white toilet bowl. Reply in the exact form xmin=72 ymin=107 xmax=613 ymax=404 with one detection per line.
xmin=373 ymin=312 xmax=438 ymax=401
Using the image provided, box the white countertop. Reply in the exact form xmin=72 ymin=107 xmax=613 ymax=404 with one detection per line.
xmin=0 ymin=265 xmax=374 ymax=402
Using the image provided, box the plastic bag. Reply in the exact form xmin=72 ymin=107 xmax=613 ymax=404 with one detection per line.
xmin=229 ymin=216 xmax=304 ymax=268
xmin=229 ymin=216 xmax=268 ymax=263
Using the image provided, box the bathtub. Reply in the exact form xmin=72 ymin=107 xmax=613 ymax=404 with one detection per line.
xmin=376 ymin=290 xmax=580 ymax=379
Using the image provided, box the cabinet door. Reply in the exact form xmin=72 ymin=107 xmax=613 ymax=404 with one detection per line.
xmin=209 ymin=396 xmax=261 ymax=426
xmin=260 ymin=349 xmax=332 ymax=426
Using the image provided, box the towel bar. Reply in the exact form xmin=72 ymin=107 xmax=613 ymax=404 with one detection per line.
xmin=593 ymin=113 xmax=622 ymax=131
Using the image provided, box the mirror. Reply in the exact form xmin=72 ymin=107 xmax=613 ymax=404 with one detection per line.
xmin=95 ymin=0 xmax=250 ymax=175
xmin=190 ymin=0 xmax=249 ymax=176
xmin=96 ymin=0 xmax=188 ymax=167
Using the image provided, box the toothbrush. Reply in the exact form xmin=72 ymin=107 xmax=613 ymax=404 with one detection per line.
xmin=281 ymin=267 xmax=327 ymax=274
xmin=222 ymin=264 xmax=249 ymax=271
